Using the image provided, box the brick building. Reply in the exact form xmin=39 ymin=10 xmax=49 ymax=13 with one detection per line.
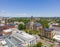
xmin=0 ymin=23 xmax=15 ymax=35
xmin=39 ymin=28 xmax=56 ymax=39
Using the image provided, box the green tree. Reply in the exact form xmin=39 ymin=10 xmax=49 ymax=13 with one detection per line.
xmin=25 ymin=30 xmax=39 ymax=35
xmin=49 ymin=44 xmax=54 ymax=47
xmin=18 ymin=24 xmax=25 ymax=30
xmin=10 ymin=19 xmax=15 ymax=23
xmin=23 ymin=19 xmax=30 ymax=24
xmin=37 ymin=42 xmax=43 ymax=47
xmin=33 ymin=42 xmax=43 ymax=47
xmin=39 ymin=19 xmax=49 ymax=28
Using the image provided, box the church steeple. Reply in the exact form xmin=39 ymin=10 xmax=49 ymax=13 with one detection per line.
xmin=30 ymin=16 xmax=35 ymax=22
xmin=29 ymin=16 xmax=34 ymax=30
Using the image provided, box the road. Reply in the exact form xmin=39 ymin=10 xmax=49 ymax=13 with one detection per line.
xmin=35 ymin=35 xmax=60 ymax=47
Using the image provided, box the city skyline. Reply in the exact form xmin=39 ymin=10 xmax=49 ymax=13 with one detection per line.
xmin=0 ymin=0 xmax=60 ymax=17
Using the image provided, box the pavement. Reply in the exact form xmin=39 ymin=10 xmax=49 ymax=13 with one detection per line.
xmin=35 ymin=35 xmax=60 ymax=47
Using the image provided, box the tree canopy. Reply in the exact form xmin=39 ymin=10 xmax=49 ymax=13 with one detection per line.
xmin=39 ymin=19 xmax=49 ymax=28
xmin=33 ymin=42 xmax=43 ymax=47
xmin=18 ymin=24 xmax=25 ymax=30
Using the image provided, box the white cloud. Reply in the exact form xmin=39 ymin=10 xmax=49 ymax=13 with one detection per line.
xmin=0 ymin=10 xmax=60 ymax=17
xmin=0 ymin=10 xmax=31 ymax=17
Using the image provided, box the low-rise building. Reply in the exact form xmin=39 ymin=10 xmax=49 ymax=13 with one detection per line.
xmin=0 ymin=28 xmax=36 ymax=47
xmin=0 ymin=23 xmax=15 ymax=35
xmin=39 ymin=28 xmax=56 ymax=39
xmin=0 ymin=29 xmax=36 ymax=47
xmin=12 ymin=30 xmax=36 ymax=46
xmin=7 ymin=23 xmax=16 ymax=28
xmin=14 ymin=21 xmax=24 ymax=25
xmin=3 ymin=29 xmax=12 ymax=35
xmin=26 ymin=22 xmax=42 ymax=31
xmin=49 ymin=22 xmax=60 ymax=30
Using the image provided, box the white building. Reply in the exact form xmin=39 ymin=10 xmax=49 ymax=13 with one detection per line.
xmin=48 ymin=23 xmax=60 ymax=30
xmin=53 ymin=30 xmax=60 ymax=42
xmin=49 ymin=23 xmax=59 ymax=28
xmin=14 ymin=21 xmax=24 ymax=25
xmin=53 ymin=35 xmax=60 ymax=42
xmin=1 ymin=20 xmax=5 ymax=24
xmin=12 ymin=30 xmax=36 ymax=46
xmin=0 ymin=28 xmax=36 ymax=47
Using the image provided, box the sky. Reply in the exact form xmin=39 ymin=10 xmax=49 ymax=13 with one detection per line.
xmin=0 ymin=0 xmax=60 ymax=17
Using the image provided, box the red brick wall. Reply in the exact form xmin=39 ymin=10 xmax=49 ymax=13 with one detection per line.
xmin=9 ymin=26 xmax=15 ymax=28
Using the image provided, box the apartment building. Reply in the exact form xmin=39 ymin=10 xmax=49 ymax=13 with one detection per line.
xmin=39 ymin=28 xmax=56 ymax=39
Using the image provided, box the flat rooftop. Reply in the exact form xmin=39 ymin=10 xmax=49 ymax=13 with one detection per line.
xmin=19 ymin=31 xmax=35 ymax=39
xmin=0 ymin=28 xmax=36 ymax=47
xmin=12 ymin=31 xmax=36 ymax=41
xmin=0 ymin=35 xmax=28 ymax=47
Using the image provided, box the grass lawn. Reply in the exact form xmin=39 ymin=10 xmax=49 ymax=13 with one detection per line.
xmin=23 ymin=30 xmax=39 ymax=35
